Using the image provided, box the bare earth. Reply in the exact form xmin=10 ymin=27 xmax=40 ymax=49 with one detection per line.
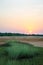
xmin=0 ymin=36 xmax=43 ymax=47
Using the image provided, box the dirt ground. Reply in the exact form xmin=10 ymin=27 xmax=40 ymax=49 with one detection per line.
xmin=0 ymin=36 xmax=43 ymax=47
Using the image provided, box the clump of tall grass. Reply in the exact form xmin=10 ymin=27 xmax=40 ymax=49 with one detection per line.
xmin=0 ymin=40 xmax=43 ymax=65
xmin=2 ymin=41 xmax=40 ymax=59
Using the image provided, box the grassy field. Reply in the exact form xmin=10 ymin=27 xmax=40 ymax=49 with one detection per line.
xmin=0 ymin=36 xmax=43 ymax=65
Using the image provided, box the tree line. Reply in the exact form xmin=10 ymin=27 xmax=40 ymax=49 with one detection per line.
xmin=0 ymin=33 xmax=43 ymax=36
xmin=0 ymin=33 xmax=28 ymax=36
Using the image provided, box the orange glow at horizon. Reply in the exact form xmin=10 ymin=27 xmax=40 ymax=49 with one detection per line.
xmin=0 ymin=16 xmax=43 ymax=34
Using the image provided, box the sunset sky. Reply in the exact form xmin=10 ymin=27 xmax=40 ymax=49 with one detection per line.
xmin=0 ymin=0 xmax=43 ymax=34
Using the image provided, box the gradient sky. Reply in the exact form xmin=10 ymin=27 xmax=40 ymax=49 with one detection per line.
xmin=0 ymin=0 xmax=43 ymax=34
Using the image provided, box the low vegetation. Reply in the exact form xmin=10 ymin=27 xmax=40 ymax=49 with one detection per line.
xmin=0 ymin=41 xmax=43 ymax=65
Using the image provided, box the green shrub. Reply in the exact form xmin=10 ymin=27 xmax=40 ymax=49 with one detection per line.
xmin=0 ymin=41 xmax=43 ymax=65
xmin=5 ymin=41 xmax=40 ymax=59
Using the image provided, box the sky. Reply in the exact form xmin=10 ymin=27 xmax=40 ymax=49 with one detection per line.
xmin=0 ymin=0 xmax=43 ymax=34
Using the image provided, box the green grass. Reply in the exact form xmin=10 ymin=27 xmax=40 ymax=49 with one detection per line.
xmin=0 ymin=40 xmax=43 ymax=65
